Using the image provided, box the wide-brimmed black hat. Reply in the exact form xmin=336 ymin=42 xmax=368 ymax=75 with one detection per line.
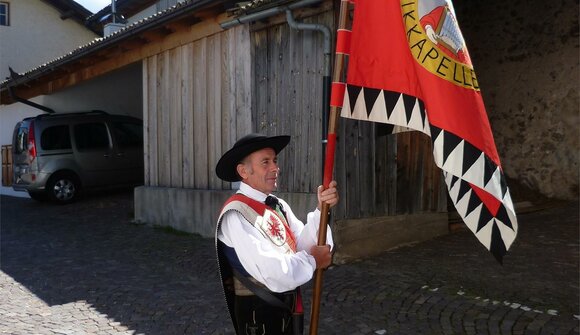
xmin=215 ymin=133 xmax=290 ymax=182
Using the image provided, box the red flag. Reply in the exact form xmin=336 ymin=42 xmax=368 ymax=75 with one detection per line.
xmin=340 ymin=0 xmax=517 ymax=262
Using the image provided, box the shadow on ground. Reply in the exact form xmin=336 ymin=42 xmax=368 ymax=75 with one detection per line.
xmin=1 ymin=191 xmax=230 ymax=334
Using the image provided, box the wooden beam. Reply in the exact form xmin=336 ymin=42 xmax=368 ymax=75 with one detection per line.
xmin=2 ymin=12 xmax=229 ymax=103
xmin=119 ymin=36 xmax=150 ymax=50
xmin=139 ymin=30 xmax=170 ymax=44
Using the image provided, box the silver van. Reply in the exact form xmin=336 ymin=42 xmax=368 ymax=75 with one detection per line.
xmin=12 ymin=111 xmax=144 ymax=203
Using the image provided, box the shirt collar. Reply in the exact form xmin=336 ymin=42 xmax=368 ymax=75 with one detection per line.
xmin=238 ymin=182 xmax=269 ymax=202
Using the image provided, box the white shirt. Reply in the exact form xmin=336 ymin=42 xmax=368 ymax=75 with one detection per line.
xmin=217 ymin=182 xmax=334 ymax=293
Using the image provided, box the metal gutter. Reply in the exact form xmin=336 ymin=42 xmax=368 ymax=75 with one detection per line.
xmin=285 ymin=8 xmax=332 ymax=170
xmin=285 ymin=9 xmax=330 ymax=72
xmin=219 ymin=0 xmax=323 ymax=29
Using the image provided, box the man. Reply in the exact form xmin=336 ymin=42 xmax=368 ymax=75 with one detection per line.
xmin=215 ymin=133 xmax=338 ymax=335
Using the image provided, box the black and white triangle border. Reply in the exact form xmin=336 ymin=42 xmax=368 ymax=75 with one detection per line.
xmin=342 ymin=84 xmax=518 ymax=260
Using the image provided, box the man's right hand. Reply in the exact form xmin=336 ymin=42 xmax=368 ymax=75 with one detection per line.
xmin=309 ymin=245 xmax=332 ymax=269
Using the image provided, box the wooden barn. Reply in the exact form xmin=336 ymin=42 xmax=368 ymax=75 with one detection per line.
xmin=1 ymin=0 xmax=448 ymax=261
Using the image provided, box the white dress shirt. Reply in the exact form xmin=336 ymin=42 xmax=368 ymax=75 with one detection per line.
xmin=217 ymin=182 xmax=334 ymax=293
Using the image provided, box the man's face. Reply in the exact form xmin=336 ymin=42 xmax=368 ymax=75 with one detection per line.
xmin=238 ymin=148 xmax=279 ymax=194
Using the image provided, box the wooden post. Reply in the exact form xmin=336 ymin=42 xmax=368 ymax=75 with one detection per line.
xmin=309 ymin=1 xmax=351 ymax=333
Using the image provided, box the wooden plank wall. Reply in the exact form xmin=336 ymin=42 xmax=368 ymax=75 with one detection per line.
xmin=252 ymin=11 xmax=332 ymax=196
xmin=1 ymin=145 xmax=12 ymax=187
xmin=143 ymin=25 xmax=252 ymax=190
xmin=336 ymin=122 xmax=447 ymax=219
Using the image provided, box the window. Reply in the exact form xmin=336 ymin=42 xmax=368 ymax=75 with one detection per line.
xmin=41 ymin=125 xmax=71 ymax=150
xmin=112 ymin=122 xmax=143 ymax=149
xmin=74 ymin=123 xmax=110 ymax=150
xmin=0 ymin=2 xmax=9 ymax=26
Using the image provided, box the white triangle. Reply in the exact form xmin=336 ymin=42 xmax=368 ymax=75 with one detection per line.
xmin=446 ymin=175 xmax=462 ymax=203
xmin=351 ymin=89 xmax=368 ymax=121
xmin=368 ymin=90 xmax=388 ymax=123
xmin=500 ymin=196 xmax=518 ymax=238
xmin=341 ymin=88 xmax=351 ymax=118
xmin=484 ymin=168 xmax=503 ymax=201
xmin=474 ymin=216 xmax=494 ymax=250
xmin=462 ymin=152 xmax=485 ymax=189
xmin=454 ymin=186 xmax=472 ymax=220
xmin=502 ymin=188 xmax=516 ymax=214
xmin=432 ymin=130 xmax=445 ymax=167
xmin=387 ymin=95 xmax=408 ymax=128
xmin=496 ymin=217 xmax=517 ymax=250
xmin=442 ymin=140 xmax=465 ymax=178
xmin=443 ymin=170 xmax=452 ymax=184
xmin=423 ymin=110 xmax=431 ymax=136
xmin=407 ymin=99 xmax=425 ymax=134
xmin=461 ymin=200 xmax=482 ymax=235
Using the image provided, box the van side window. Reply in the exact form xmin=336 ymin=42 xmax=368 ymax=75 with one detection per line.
xmin=41 ymin=125 xmax=71 ymax=150
xmin=112 ymin=122 xmax=143 ymax=148
xmin=74 ymin=123 xmax=110 ymax=150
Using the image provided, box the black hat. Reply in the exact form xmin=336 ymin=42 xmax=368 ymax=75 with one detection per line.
xmin=215 ymin=133 xmax=290 ymax=182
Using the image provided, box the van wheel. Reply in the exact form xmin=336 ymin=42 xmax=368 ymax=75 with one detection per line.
xmin=46 ymin=173 xmax=80 ymax=204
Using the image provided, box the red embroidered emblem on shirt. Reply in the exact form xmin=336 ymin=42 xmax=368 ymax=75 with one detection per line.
xmin=268 ymin=220 xmax=284 ymax=240
xmin=262 ymin=209 xmax=286 ymax=246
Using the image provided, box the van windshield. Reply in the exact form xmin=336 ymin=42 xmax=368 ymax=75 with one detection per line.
xmin=13 ymin=126 xmax=28 ymax=154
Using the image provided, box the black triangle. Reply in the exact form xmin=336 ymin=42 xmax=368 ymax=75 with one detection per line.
xmin=462 ymin=140 xmax=482 ymax=176
xmin=465 ymin=186 xmax=481 ymax=217
xmin=443 ymin=131 xmax=463 ymax=165
xmin=347 ymin=85 xmax=362 ymax=116
xmin=383 ymin=90 xmax=400 ymax=119
xmin=363 ymin=87 xmax=381 ymax=117
xmin=402 ymin=94 xmax=416 ymax=124
xmin=500 ymin=172 xmax=508 ymax=197
xmin=430 ymin=125 xmax=442 ymax=142
xmin=449 ymin=175 xmax=459 ymax=190
xmin=484 ymin=156 xmax=498 ymax=187
xmin=495 ymin=205 xmax=513 ymax=230
xmin=418 ymin=99 xmax=426 ymax=129
xmin=490 ymin=220 xmax=507 ymax=264
xmin=476 ymin=204 xmax=494 ymax=233
xmin=456 ymin=180 xmax=471 ymax=202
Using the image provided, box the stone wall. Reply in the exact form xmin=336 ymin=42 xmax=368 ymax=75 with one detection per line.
xmin=455 ymin=0 xmax=579 ymax=200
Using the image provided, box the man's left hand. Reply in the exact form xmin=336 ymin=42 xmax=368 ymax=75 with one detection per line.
xmin=317 ymin=180 xmax=339 ymax=210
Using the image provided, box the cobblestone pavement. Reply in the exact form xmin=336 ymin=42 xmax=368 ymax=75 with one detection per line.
xmin=0 ymin=192 xmax=578 ymax=335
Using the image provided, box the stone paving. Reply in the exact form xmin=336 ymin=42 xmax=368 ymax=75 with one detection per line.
xmin=0 ymin=191 xmax=578 ymax=334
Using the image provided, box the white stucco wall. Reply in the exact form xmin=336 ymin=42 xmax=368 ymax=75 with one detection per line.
xmin=0 ymin=0 xmax=98 ymax=80
xmin=41 ymin=62 xmax=143 ymax=117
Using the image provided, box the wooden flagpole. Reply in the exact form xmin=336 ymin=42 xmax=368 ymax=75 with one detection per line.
xmin=309 ymin=0 xmax=351 ymax=334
